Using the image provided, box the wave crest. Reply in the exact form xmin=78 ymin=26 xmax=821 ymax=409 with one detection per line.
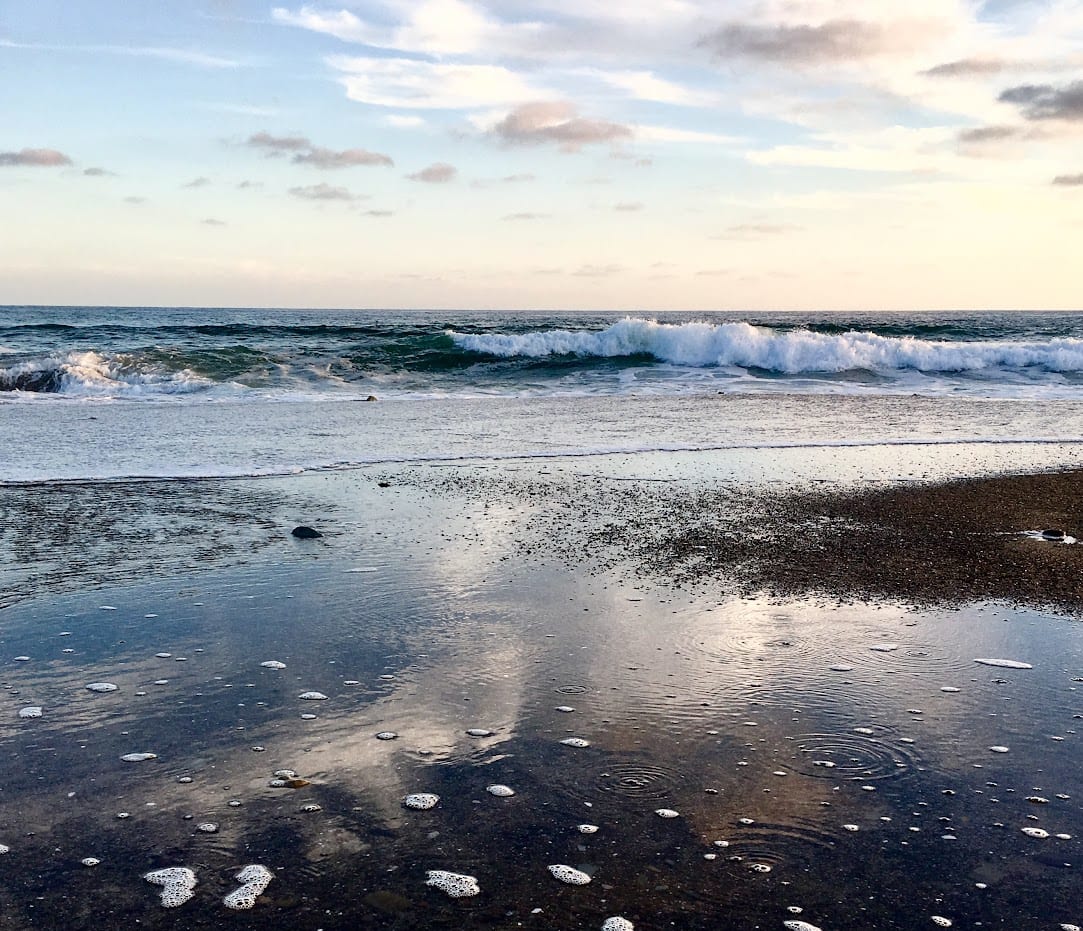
xmin=449 ymin=319 xmax=1083 ymax=374
xmin=0 ymin=351 xmax=212 ymax=397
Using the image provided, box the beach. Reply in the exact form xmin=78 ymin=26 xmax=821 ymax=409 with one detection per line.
xmin=1 ymin=310 xmax=1082 ymax=929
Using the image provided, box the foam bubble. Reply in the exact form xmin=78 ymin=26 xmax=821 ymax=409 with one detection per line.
xmin=556 ymin=705 xmax=576 ymax=712
xmin=81 ymin=857 xmax=100 ymax=867
xmin=260 ymin=660 xmax=286 ymax=669
xmin=223 ymin=864 xmax=274 ymax=910
xmin=602 ymin=918 xmax=634 ymax=931
xmin=196 ymin=823 xmax=218 ymax=833
xmin=869 ymin=644 xmax=899 ymax=652
xmin=548 ymin=864 xmax=591 ymax=885
xmin=989 ymin=746 xmax=1010 ymax=753
xmin=784 ymin=921 xmax=823 ymax=931
xmin=144 ymin=866 xmax=197 ymax=908
xmin=298 ymin=691 xmax=328 ymax=700
xmin=487 ymin=784 xmax=515 ymax=797
xmin=931 ymin=917 xmax=952 ymax=927
xmin=1022 ymin=827 xmax=1050 ymax=838
xmin=86 ymin=682 xmax=118 ymax=693
xmin=560 ymin=737 xmax=591 ymax=748
xmin=842 ymin=824 xmax=860 ymax=832
xmin=974 ymin=658 xmax=1032 ymax=669
xmin=425 ymin=870 xmax=480 ymax=898
xmin=578 ymin=824 xmax=599 ymax=834
xmin=403 ymin=793 xmax=440 ymax=810
xmin=18 ymin=706 xmax=42 ymax=718
xmin=375 ymin=731 xmax=398 ymax=740
xmin=748 ymin=863 xmax=772 ymax=873
xmin=655 ymin=809 xmax=679 ymax=819
xmin=121 ymin=753 xmax=158 ymax=762
xmin=466 ymin=728 xmax=494 ymax=737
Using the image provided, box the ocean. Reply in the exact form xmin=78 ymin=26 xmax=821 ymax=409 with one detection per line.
xmin=3 ymin=307 xmax=1083 ymax=483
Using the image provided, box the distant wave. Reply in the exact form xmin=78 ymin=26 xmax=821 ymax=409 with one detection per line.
xmin=450 ymin=319 xmax=1083 ymax=373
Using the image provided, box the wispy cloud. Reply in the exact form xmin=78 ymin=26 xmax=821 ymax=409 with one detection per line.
xmin=202 ymin=218 xmax=227 ymax=226
xmin=0 ymin=38 xmax=242 ymax=69
xmin=503 ymin=212 xmax=548 ymax=220
xmin=999 ymin=81 xmax=1083 ymax=121
xmin=712 ymin=223 xmax=803 ymax=239
xmin=362 ymin=209 xmax=395 ymax=217
xmin=408 ymin=162 xmax=457 ymax=183
xmin=491 ymin=101 xmax=632 ymax=151
xmin=183 ymin=176 xmax=212 ymax=189
xmin=83 ymin=166 xmax=115 ymax=177
xmin=237 ymin=180 xmax=264 ymax=190
xmin=288 ymin=182 xmax=359 ymax=201
xmin=1053 ymin=173 xmax=1083 ymax=186
xmin=124 ymin=196 xmax=146 ymax=205
xmin=247 ymin=131 xmax=311 ymax=152
xmin=698 ymin=19 xmax=925 ymax=65
xmin=921 ymin=57 xmax=1009 ymax=78
xmin=613 ymin=201 xmax=643 ymax=211
xmin=295 ymin=147 xmax=393 ymax=168
xmin=0 ymin=148 xmax=72 ymax=167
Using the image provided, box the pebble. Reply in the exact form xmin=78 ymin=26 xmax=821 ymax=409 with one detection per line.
xmin=260 ymin=661 xmax=287 ymax=669
xmin=121 ymin=753 xmax=158 ymax=762
xmin=375 ymin=731 xmax=398 ymax=740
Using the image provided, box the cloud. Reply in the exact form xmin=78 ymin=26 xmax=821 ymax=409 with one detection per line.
xmin=0 ymin=148 xmax=72 ymax=167
xmin=83 ymin=167 xmax=115 ymax=177
xmin=698 ymin=19 xmax=912 ymax=64
xmin=573 ymin=263 xmax=623 ymax=277
xmin=586 ymin=68 xmax=708 ymax=105
xmin=362 ymin=209 xmax=395 ymax=217
xmin=183 ymin=176 xmax=212 ymax=188
xmin=237 ymin=180 xmax=263 ymax=189
xmin=202 ymin=218 xmax=227 ymax=226
xmin=502 ymin=173 xmax=535 ymax=182
xmin=998 ymin=81 xmax=1083 ymax=121
xmin=247 ymin=131 xmax=311 ymax=152
xmin=1053 ymin=173 xmax=1083 ymax=186
xmin=713 ymin=223 xmax=802 ymax=239
xmin=957 ymin=125 xmax=1023 ymax=144
xmin=503 ymin=212 xmax=548 ymax=220
xmin=288 ymin=182 xmax=358 ymax=201
xmin=386 ymin=114 xmax=426 ymax=128
xmin=613 ymin=201 xmax=643 ymax=211
xmin=124 ymin=196 xmax=146 ymax=204
xmin=491 ymin=101 xmax=632 ymax=151
xmin=408 ymin=162 xmax=457 ymax=183
xmin=921 ymin=57 xmax=1007 ymax=78
xmin=0 ymin=39 xmax=242 ymax=69
xmin=294 ymin=146 xmax=393 ymax=168
xmin=329 ymin=56 xmax=545 ymax=110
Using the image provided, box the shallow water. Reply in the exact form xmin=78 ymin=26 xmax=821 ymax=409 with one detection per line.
xmin=0 ymin=462 xmax=1080 ymax=930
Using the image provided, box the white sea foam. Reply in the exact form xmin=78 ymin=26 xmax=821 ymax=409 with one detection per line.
xmin=560 ymin=737 xmax=591 ymax=748
xmin=85 ymin=682 xmax=118 ymax=692
xmin=975 ymin=658 xmax=1032 ymax=669
xmin=548 ymin=864 xmax=592 ymax=885
xmin=144 ymin=866 xmax=197 ymax=908
xmin=602 ymin=918 xmax=634 ymax=931
xmin=784 ymin=921 xmax=823 ymax=931
xmin=18 ymin=706 xmax=42 ymax=718
xmin=426 ymin=870 xmax=480 ymax=898
xmin=403 ymin=793 xmax=440 ymax=810
xmin=298 ymin=691 xmax=328 ymax=700
xmin=223 ymin=864 xmax=273 ymax=910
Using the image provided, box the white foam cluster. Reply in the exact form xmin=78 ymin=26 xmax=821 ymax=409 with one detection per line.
xmin=425 ymin=870 xmax=480 ymax=898
xmin=869 ymin=644 xmax=899 ymax=652
xmin=784 ymin=922 xmax=823 ymax=931
xmin=121 ymin=752 xmax=158 ymax=762
xmin=144 ymin=866 xmax=197 ymax=908
xmin=298 ymin=691 xmax=328 ymax=700
xmin=18 ymin=706 xmax=42 ymax=718
xmin=989 ymin=746 xmax=1009 ymax=753
xmin=1022 ymin=827 xmax=1050 ymax=838
xmin=748 ymin=863 xmax=772 ymax=873
xmin=81 ymin=857 xmax=100 ymax=867
xmin=602 ymin=918 xmax=634 ymax=931
xmin=931 ymin=918 xmax=953 ymax=928
xmin=578 ymin=824 xmax=599 ymax=834
xmin=487 ymin=784 xmax=515 ymax=797
xmin=86 ymin=682 xmax=118 ymax=692
xmin=223 ymin=864 xmax=274 ymax=910
xmin=843 ymin=824 xmax=860 ymax=832
xmin=655 ymin=809 xmax=679 ymax=818
xmin=196 ymin=823 xmax=218 ymax=833
xmin=403 ymin=793 xmax=440 ymax=810
xmin=466 ymin=728 xmax=494 ymax=737
xmin=974 ymin=658 xmax=1032 ymax=669
xmin=556 ymin=705 xmax=575 ymax=712
xmin=260 ymin=660 xmax=287 ymax=669
xmin=548 ymin=864 xmax=591 ymax=885
xmin=560 ymin=737 xmax=591 ymax=748
xmin=0 ymin=845 xmax=9 ymax=854
xmin=375 ymin=731 xmax=398 ymax=740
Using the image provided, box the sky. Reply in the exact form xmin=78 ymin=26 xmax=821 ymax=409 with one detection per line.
xmin=1 ymin=0 xmax=1081 ymax=310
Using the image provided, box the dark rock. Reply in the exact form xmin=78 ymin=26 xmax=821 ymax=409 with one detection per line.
xmin=1040 ymin=528 xmax=1065 ymax=540
xmin=365 ymin=395 xmax=378 ymax=402
xmin=378 ymin=481 xmax=391 ymax=488
xmin=291 ymin=526 xmax=322 ymax=539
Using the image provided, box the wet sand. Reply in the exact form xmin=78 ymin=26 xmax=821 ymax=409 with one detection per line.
xmin=0 ymin=458 xmax=1080 ymax=930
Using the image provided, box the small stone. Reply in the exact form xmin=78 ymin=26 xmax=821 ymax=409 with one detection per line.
xmin=291 ymin=526 xmax=322 ymax=539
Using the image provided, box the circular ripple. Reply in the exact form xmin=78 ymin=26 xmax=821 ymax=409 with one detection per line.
xmin=594 ymin=762 xmax=687 ymax=800
xmin=714 ymin=818 xmax=839 ymax=868
xmin=554 ymin=684 xmax=590 ymax=695
xmin=788 ymin=729 xmax=923 ymax=782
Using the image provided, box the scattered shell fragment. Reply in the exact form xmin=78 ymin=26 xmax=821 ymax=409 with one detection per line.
xmin=85 ymin=682 xmax=118 ymax=693
xmin=300 ymin=803 xmax=322 ymax=813
xmin=487 ymin=784 xmax=515 ymax=797
xmin=843 ymin=824 xmax=860 ymax=832
xmin=560 ymin=737 xmax=591 ymax=748
xmin=121 ymin=753 xmax=158 ymax=763
xmin=403 ymin=793 xmax=440 ymax=810
xmin=556 ymin=706 xmax=575 ymax=713
xmin=548 ymin=864 xmax=591 ymax=885
xmin=989 ymin=746 xmax=1009 ymax=754
xmin=223 ymin=864 xmax=274 ymax=910
xmin=298 ymin=691 xmax=328 ymax=701
xmin=144 ymin=867 xmax=197 ymax=908
xmin=425 ymin=870 xmax=479 ymax=898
